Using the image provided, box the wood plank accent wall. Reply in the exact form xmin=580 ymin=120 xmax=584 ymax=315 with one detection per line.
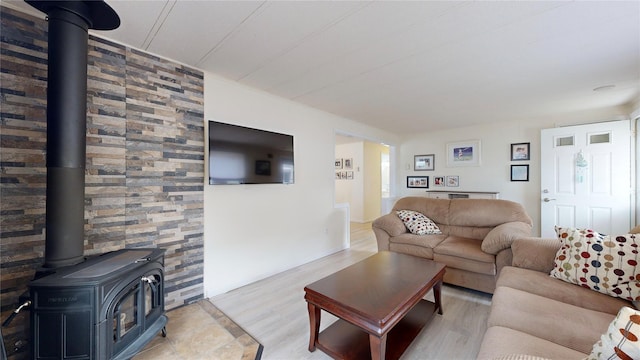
xmin=0 ymin=7 xmax=205 ymax=357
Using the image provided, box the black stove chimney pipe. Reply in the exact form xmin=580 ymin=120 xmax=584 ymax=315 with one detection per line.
xmin=25 ymin=0 xmax=120 ymax=268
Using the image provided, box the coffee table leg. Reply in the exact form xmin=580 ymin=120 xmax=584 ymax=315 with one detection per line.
xmin=434 ymin=280 xmax=443 ymax=315
xmin=307 ymin=302 xmax=320 ymax=351
xmin=369 ymin=334 xmax=387 ymax=360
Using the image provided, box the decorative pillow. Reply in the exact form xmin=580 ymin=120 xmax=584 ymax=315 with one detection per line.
xmin=550 ymin=227 xmax=640 ymax=301
xmin=585 ymin=306 xmax=640 ymax=360
xmin=396 ymin=210 xmax=442 ymax=235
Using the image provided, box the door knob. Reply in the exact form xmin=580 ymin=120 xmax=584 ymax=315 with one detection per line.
xmin=543 ymin=198 xmax=556 ymax=202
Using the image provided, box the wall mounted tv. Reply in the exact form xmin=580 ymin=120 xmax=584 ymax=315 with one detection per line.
xmin=208 ymin=121 xmax=294 ymax=185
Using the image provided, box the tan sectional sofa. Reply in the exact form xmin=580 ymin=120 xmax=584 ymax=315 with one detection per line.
xmin=372 ymin=197 xmax=533 ymax=293
xmin=477 ymin=237 xmax=634 ymax=359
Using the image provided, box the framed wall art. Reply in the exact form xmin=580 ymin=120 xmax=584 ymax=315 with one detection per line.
xmin=446 ymin=140 xmax=481 ymax=167
xmin=446 ymin=175 xmax=459 ymax=187
xmin=511 ymin=142 xmax=530 ymax=161
xmin=407 ymin=176 xmax=429 ymax=188
xmin=434 ymin=176 xmax=445 ymax=187
xmin=335 ymin=158 xmax=343 ymax=169
xmin=511 ymin=165 xmax=529 ymax=181
xmin=344 ymin=158 xmax=353 ymax=169
xmin=414 ymin=154 xmax=435 ymax=171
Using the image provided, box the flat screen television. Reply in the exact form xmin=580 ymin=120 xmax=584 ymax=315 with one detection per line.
xmin=208 ymin=121 xmax=294 ymax=185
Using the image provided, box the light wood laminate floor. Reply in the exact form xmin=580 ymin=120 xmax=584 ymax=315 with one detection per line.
xmin=210 ymin=222 xmax=492 ymax=360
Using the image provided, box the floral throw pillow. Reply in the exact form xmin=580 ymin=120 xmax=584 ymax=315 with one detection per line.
xmin=586 ymin=306 xmax=640 ymax=360
xmin=396 ymin=210 xmax=442 ymax=235
xmin=550 ymin=227 xmax=640 ymax=301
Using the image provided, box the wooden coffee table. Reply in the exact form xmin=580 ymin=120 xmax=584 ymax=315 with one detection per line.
xmin=304 ymin=251 xmax=446 ymax=360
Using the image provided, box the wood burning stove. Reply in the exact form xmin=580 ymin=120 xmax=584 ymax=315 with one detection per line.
xmin=7 ymin=3 xmax=169 ymax=359
xmin=29 ymin=249 xmax=167 ymax=360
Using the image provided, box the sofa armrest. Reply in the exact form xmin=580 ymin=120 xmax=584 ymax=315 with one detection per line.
xmin=511 ymin=237 xmax=560 ymax=273
xmin=372 ymin=213 xmax=406 ymax=236
xmin=372 ymin=213 xmax=406 ymax=251
xmin=481 ymin=221 xmax=532 ymax=255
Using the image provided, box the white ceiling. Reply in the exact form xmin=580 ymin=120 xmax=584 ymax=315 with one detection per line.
xmin=5 ymin=0 xmax=640 ymax=135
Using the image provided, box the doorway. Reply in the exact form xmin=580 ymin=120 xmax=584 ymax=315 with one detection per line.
xmin=335 ymin=134 xmax=393 ymax=223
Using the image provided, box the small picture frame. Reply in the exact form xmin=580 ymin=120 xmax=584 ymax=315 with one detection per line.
xmin=446 ymin=140 xmax=481 ymax=167
xmin=434 ymin=176 xmax=445 ymax=187
xmin=335 ymin=172 xmax=341 ymax=180
xmin=335 ymin=158 xmax=343 ymax=169
xmin=511 ymin=143 xmax=530 ymax=161
xmin=344 ymin=158 xmax=353 ymax=169
xmin=446 ymin=175 xmax=459 ymax=187
xmin=407 ymin=176 xmax=429 ymax=188
xmin=511 ymin=165 xmax=529 ymax=181
xmin=414 ymin=154 xmax=435 ymax=171
xmin=346 ymin=171 xmax=354 ymax=180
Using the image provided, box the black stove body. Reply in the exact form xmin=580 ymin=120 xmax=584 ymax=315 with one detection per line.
xmin=29 ymin=249 xmax=167 ymax=360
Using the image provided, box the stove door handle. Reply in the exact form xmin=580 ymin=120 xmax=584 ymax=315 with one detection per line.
xmin=141 ymin=276 xmax=156 ymax=284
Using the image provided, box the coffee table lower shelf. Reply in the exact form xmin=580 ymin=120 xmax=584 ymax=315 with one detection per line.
xmin=315 ymin=299 xmax=436 ymax=360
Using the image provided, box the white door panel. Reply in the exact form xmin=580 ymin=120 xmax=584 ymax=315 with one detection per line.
xmin=556 ymin=205 xmax=576 ymax=228
xmin=541 ymin=120 xmax=631 ymax=238
xmin=555 ymin=154 xmax=575 ymax=194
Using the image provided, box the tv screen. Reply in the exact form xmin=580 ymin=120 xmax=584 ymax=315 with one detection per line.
xmin=208 ymin=121 xmax=294 ymax=185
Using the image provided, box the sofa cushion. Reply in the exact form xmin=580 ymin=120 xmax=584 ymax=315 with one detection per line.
xmin=388 ymin=233 xmax=446 ymax=259
xmin=435 ymin=236 xmax=494 ymax=263
xmin=586 ymin=306 xmax=640 ymax=360
xmin=497 ymin=266 xmax=630 ymax=315
xmin=477 ymin=326 xmax=587 ymax=360
xmin=550 ymin=227 xmax=640 ymax=301
xmin=396 ymin=209 xmax=442 ymax=235
xmin=389 ymin=243 xmax=434 ymax=259
xmin=389 ymin=233 xmax=447 ymax=248
xmin=488 ymin=286 xmax=615 ymax=354
xmin=391 ymin=197 xmax=451 ymax=224
xmin=434 ymin=236 xmax=496 ymax=275
xmin=448 ymin=198 xmax=533 ymax=228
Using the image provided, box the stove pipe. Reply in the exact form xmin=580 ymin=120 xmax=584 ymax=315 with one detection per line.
xmin=25 ymin=0 xmax=120 ymax=268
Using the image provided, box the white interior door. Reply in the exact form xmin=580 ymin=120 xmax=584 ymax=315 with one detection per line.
xmin=540 ymin=120 xmax=631 ymax=238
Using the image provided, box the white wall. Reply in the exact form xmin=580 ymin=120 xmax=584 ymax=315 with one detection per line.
xmin=203 ymin=73 xmax=400 ymax=297
xmin=399 ymin=106 xmax=633 ymax=236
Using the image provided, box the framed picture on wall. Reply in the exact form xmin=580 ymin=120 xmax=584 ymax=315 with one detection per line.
xmin=344 ymin=158 xmax=353 ymax=169
xmin=446 ymin=140 xmax=481 ymax=167
xmin=414 ymin=154 xmax=435 ymax=171
xmin=511 ymin=143 xmax=530 ymax=161
xmin=446 ymin=175 xmax=459 ymax=187
xmin=335 ymin=158 xmax=343 ymax=169
xmin=434 ymin=176 xmax=445 ymax=187
xmin=511 ymin=165 xmax=529 ymax=181
xmin=407 ymin=176 xmax=429 ymax=188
